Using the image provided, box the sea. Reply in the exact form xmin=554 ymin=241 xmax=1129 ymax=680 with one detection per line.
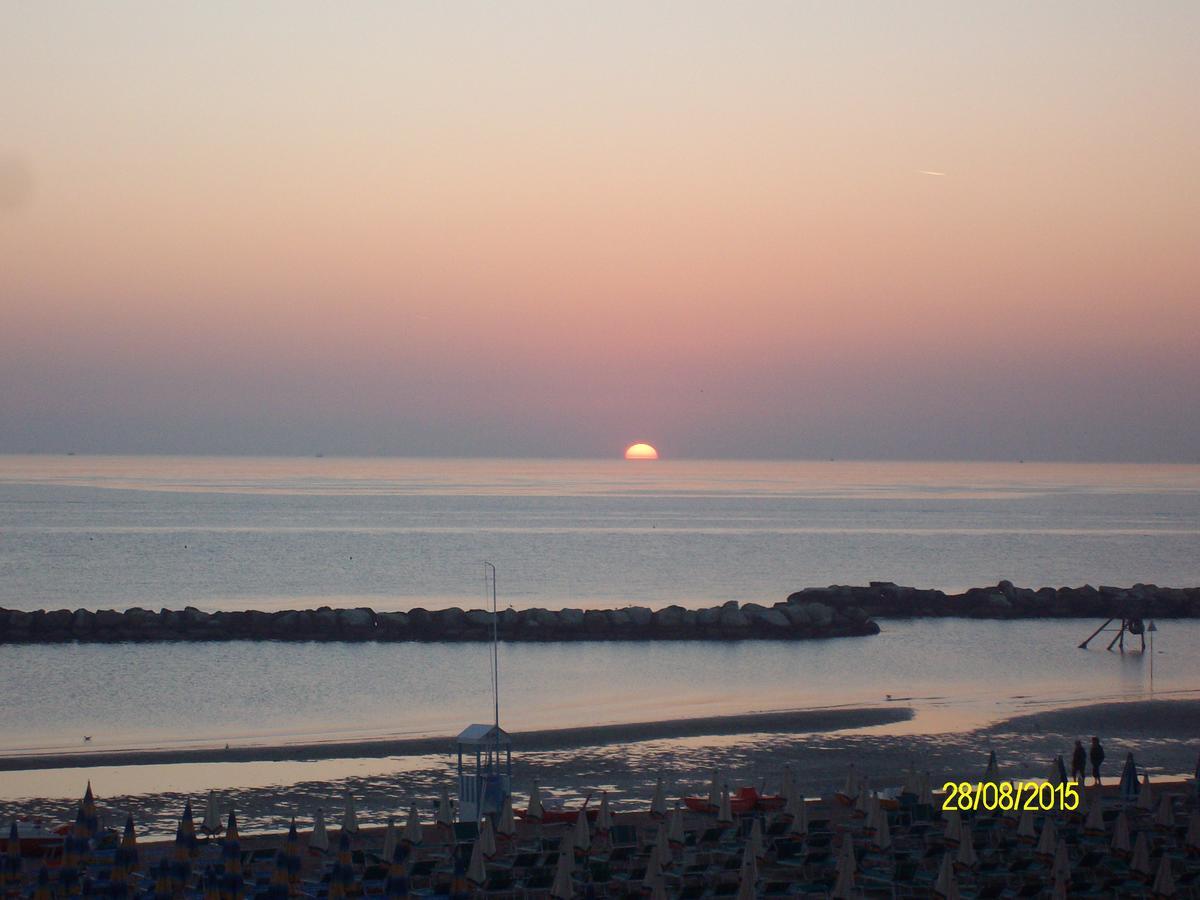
xmin=2 ymin=455 xmax=1200 ymax=771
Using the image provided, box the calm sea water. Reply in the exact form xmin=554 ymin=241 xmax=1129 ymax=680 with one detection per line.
xmin=2 ymin=456 xmax=1199 ymax=756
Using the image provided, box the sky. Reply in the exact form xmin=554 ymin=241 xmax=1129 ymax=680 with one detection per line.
xmin=2 ymin=2 xmax=1198 ymax=460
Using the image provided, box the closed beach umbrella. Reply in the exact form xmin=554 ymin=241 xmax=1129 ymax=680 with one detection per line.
xmin=549 ymin=847 xmax=574 ymax=899
xmin=1049 ymin=755 xmax=1068 ymax=786
xmin=436 ymin=785 xmax=453 ymax=828
xmin=525 ymin=782 xmax=543 ymax=823
xmin=1152 ymin=854 xmax=1177 ymax=897
xmin=497 ymin=792 xmax=516 ymax=839
xmin=266 ymin=851 xmax=289 ymax=899
xmin=1015 ymin=808 xmax=1035 ymax=842
xmin=381 ymin=817 xmax=397 ymax=867
xmin=202 ymin=790 xmax=222 ymax=837
xmin=402 ymin=804 xmax=422 ymax=846
xmin=652 ymin=823 xmax=671 ymax=871
xmin=748 ymin=817 xmax=764 ymax=861
xmin=179 ymin=798 xmax=198 ymax=857
xmin=171 ymin=813 xmax=194 ymax=892
xmin=650 ymin=777 xmax=667 ymax=820
xmin=919 ymin=771 xmax=934 ymax=807
xmin=1154 ymin=794 xmax=1174 ymax=829
xmin=33 ymin=864 xmax=53 ymax=900
xmin=594 ymin=792 xmax=613 ymax=837
xmin=983 ymin=750 xmax=1000 ymax=783
xmin=222 ymin=810 xmax=244 ymax=899
xmin=1084 ymin=792 xmax=1105 ymax=834
xmin=873 ymin=803 xmax=892 ymax=851
xmin=788 ymin=793 xmax=809 ymax=838
xmin=333 ymin=830 xmax=357 ymax=896
xmin=934 ymin=852 xmax=960 ymax=900
xmin=1035 ymin=818 xmax=1057 ymax=860
xmin=1131 ymin=831 xmax=1152 ymax=876
xmin=706 ymin=770 xmax=720 ymax=811
xmin=1138 ymin=772 xmax=1155 ymax=812
xmin=466 ymin=838 xmax=486 ymax=887
xmin=853 ymin=781 xmax=872 ymax=818
xmin=310 ymin=808 xmax=330 ymax=854
xmin=342 ymin=791 xmax=360 ymax=836
xmin=841 ymin=764 xmax=861 ymax=801
xmin=668 ymin=802 xmax=685 ymax=849
xmin=830 ymin=837 xmax=855 ymax=899
xmin=1119 ymin=754 xmax=1140 ymax=802
xmin=942 ymin=807 xmax=962 ymax=846
xmin=479 ymin=814 xmax=497 ymax=859
xmin=955 ymin=821 xmax=977 ymax=869
xmin=3 ymin=821 xmax=21 ymax=892
xmin=717 ymin=784 xmax=733 ymax=824
xmin=1112 ymin=810 xmax=1132 ymax=855
xmin=385 ymin=843 xmax=410 ymax=899
xmin=284 ymin=817 xmax=302 ymax=882
xmin=113 ymin=814 xmax=139 ymax=880
xmin=736 ymin=840 xmax=757 ymax=900
xmin=1184 ymin=813 xmax=1200 ymax=852
xmin=782 ymin=764 xmax=796 ymax=801
xmin=202 ymin=865 xmax=221 ymax=900
xmin=570 ymin=807 xmax=590 ymax=857
xmin=80 ymin=782 xmax=98 ymax=839
xmin=1051 ymin=839 xmax=1070 ymax=898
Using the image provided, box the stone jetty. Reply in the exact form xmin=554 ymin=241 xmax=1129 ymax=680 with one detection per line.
xmin=1 ymin=582 xmax=1196 ymax=644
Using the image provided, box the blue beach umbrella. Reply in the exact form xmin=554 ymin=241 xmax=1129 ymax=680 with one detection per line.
xmin=221 ymin=810 xmax=244 ymax=899
xmin=1119 ymin=753 xmax=1140 ymax=802
xmin=172 ymin=804 xmax=195 ymax=891
xmin=3 ymin=821 xmax=22 ymax=892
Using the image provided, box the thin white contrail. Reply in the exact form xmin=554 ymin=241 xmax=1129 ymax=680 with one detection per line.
xmin=918 ymin=170 xmax=948 ymax=176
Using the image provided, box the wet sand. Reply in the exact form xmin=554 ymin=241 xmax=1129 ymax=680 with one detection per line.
xmin=2 ymin=698 xmax=1196 ymax=838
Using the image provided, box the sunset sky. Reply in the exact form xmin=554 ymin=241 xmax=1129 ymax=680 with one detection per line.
xmin=2 ymin=2 xmax=1197 ymax=460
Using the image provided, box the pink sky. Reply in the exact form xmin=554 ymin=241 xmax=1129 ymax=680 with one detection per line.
xmin=2 ymin=2 xmax=1197 ymax=459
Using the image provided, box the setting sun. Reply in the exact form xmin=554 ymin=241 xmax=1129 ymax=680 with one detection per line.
xmin=624 ymin=443 xmax=659 ymax=461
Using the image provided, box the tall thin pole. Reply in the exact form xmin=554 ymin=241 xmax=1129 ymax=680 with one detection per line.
xmin=484 ymin=562 xmax=499 ymax=730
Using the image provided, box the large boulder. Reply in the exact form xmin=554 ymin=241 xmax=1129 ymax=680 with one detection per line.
xmin=803 ymin=602 xmax=834 ymax=628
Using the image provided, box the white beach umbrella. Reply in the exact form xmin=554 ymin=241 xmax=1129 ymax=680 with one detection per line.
xmin=1185 ymin=813 xmax=1200 ymax=852
xmin=497 ymin=793 xmax=516 ymax=838
xmin=853 ymin=780 xmax=872 ymax=817
xmin=650 ymin=777 xmax=667 ymax=820
xmin=748 ymin=817 xmax=764 ymax=861
xmin=788 ymin=793 xmax=808 ymax=838
xmin=202 ymin=791 xmax=222 ymax=835
xmin=934 ymin=851 xmax=960 ymax=900
xmin=983 ymin=750 xmax=1000 ymax=784
xmin=830 ymin=836 xmax=855 ymax=900
xmin=526 ymin=781 xmax=543 ymax=822
xmin=403 ymin=803 xmax=423 ymax=845
xmin=645 ymin=854 xmax=668 ymax=900
xmin=1131 ymin=831 xmax=1152 ymax=876
xmin=737 ymin=839 xmax=758 ymax=900
xmin=902 ymin=765 xmax=920 ymax=798
xmin=466 ymin=838 xmax=487 ymax=887
xmin=549 ymin=846 xmax=574 ymax=899
xmin=479 ymin=814 xmax=497 ymax=858
xmin=341 ymin=791 xmax=359 ymax=835
xmin=1152 ymin=853 xmax=1177 ymax=898
xmin=1016 ymin=808 xmax=1035 ymax=841
xmin=873 ymin=803 xmax=892 ymax=851
xmin=1154 ymin=794 xmax=1174 ymax=828
xmin=1112 ymin=810 xmax=1132 ymax=854
xmin=436 ymin=785 xmax=453 ymax=828
xmin=572 ymin=807 xmax=590 ymax=855
xmin=380 ymin=817 xmax=396 ymax=865
xmin=595 ymin=792 xmax=613 ymax=835
xmin=717 ymin=784 xmax=733 ymax=824
xmin=653 ymin=822 xmax=671 ymax=870
xmin=942 ymin=807 xmax=962 ymax=846
xmin=1048 ymin=755 xmax=1068 ymax=786
xmin=955 ymin=820 xmax=977 ymax=869
xmin=919 ymin=771 xmax=934 ymax=807
xmin=707 ymin=770 xmax=720 ymax=811
xmin=1035 ymin=818 xmax=1056 ymax=859
xmin=557 ymin=828 xmax=574 ymax=857
xmin=1084 ymin=793 xmax=1105 ymax=833
xmin=865 ymin=794 xmax=883 ymax=835
xmin=841 ymin=764 xmax=861 ymax=800
xmin=782 ymin=764 xmax=796 ymax=801
xmin=667 ymin=802 xmax=684 ymax=848
xmin=309 ymin=808 xmax=330 ymax=853
xmin=1138 ymin=772 xmax=1155 ymax=812
xmin=1051 ymin=839 xmax=1070 ymax=899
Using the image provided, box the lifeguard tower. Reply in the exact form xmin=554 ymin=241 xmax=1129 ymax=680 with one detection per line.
xmin=455 ymin=562 xmax=513 ymax=823
xmin=455 ymin=723 xmax=512 ymax=823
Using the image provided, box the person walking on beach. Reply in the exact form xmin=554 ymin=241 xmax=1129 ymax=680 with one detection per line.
xmin=1089 ymin=736 xmax=1105 ymax=785
xmin=1071 ymin=740 xmax=1087 ymax=784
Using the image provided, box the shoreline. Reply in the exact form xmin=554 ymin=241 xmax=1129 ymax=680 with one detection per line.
xmin=0 ymin=705 xmax=913 ymax=772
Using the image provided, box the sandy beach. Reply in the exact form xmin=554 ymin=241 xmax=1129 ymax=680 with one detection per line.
xmin=4 ymin=698 xmax=1195 ymax=838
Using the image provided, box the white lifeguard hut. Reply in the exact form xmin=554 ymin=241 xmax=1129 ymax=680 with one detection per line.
xmin=455 ymin=562 xmax=513 ymax=823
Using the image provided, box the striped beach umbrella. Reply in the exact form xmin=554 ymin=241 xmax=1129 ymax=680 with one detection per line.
xmin=1112 ymin=810 xmax=1132 ymax=856
xmin=284 ymin=817 xmax=302 ymax=883
xmin=80 ymin=782 xmax=98 ymax=839
xmin=57 ymin=816 xmax=83 ymax=897
xmin=202 ymin=864 xmax=221 ymax=900
xmin=202 ymin=791 xmax=223 ymax=838
xmin=650 ymin=777 xmax=667 ymax=820
xmin=111 ymin=814 xmax=140 ymax=888
xmin=1119 ymin=753 xmax=1140 ymax=803
xmin=3 ymin=821 xmax=21 ymax=892
xmin=402 ymin=804 xmax=422 ymax=847
xmin=1152 ymin=853 xmax=1177 ymax=898
xmin=152 ymin=857 xmax=173 ymax=900
xmin=172 ymin=802 xmax=197 ymax=891
xmin=179 ymin=798 xmax=198 ymax=856
xmin=32 ymin=864 xmax=52 ymax=900
xmin=384 ymin=842 xmax=410 ymax=899
xmin=330 ymin=830 xmax=357 ymax=898
xmin=309 ymin=808 xmax=330 ymax=854
xmin=341 ymin=791 xmax=360 ymax=837
xmin=221 ymin=810 xmax=244 ymax=899
xmin=265 ymin=850 xmax=289 ymax=900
